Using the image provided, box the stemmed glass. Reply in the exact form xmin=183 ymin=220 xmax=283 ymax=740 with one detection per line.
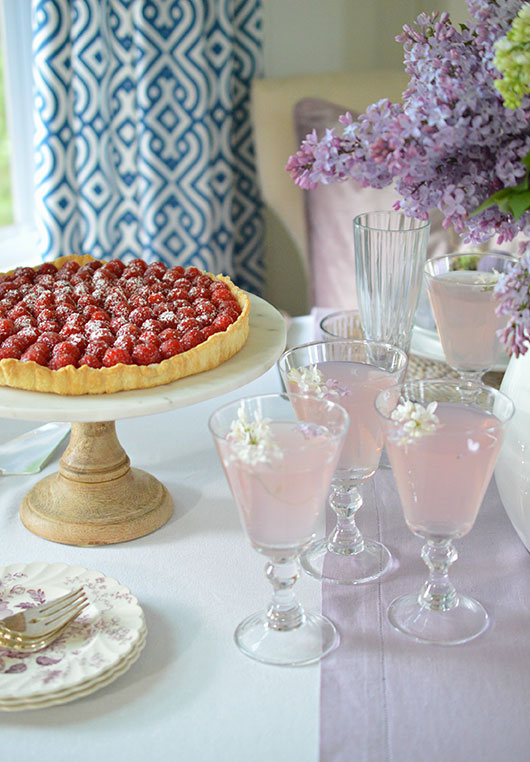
xmin=278 ymin=339 xmax=407 ymax=584
xmin=376 ymin=379 xmax=514 ymax=644
xmin=319 ymin=310 xmax=363 ymax=341
xmin=209 ymin=392 xmax=349 ymax=666
xmin=424 ymin=251 xmax=518 ymax=381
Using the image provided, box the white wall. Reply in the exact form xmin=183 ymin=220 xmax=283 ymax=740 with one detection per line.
xmin=262 ymin=0 xmax=469 ymax=78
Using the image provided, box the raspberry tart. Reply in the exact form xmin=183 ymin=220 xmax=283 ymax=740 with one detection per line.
xmin=0 ymin=254 xmax=250 ymax=395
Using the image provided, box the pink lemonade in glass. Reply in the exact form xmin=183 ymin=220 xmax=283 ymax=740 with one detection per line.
xmin=288 ymin=360 xmax=396 ymax=479
xmin=385 ymin=402 xmax=504 ymax=540
xmin=216 ymin=421 xmax=343 ymax=552
xmin=426 ymin=270 xmax=506 ymax=371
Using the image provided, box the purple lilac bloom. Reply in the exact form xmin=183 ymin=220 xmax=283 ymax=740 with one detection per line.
xmin=286 ymin=0 xmax=530 ymax=246
xmin=494 ymin=241 xmax=530 ymax=356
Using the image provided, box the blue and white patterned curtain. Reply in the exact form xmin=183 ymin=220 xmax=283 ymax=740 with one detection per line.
xmin=32 ymin=0 xmax=264 ymax=294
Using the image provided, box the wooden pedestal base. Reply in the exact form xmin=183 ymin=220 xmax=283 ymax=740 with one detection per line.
xmin=20 ymin=421 xmax=174 ymax=546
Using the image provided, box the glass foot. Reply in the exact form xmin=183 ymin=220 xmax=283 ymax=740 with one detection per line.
xmin=234 ymin=610 xmax=339 ymax=666
xmin=388 ymin=592 xmax=490 ymax=645
xmin=300 ymin=537 xmax=392 ymax=585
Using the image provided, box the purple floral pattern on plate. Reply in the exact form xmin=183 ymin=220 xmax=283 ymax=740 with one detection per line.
xmin=0 ymin=562 xmax=145 ymax=701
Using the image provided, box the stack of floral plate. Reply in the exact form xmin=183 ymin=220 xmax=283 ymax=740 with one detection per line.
xmin=0 ymin=562 xmax=146 ymax=711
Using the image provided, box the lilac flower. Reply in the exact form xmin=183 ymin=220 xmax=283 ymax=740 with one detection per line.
xmin=494 ymin=241 xmax=530 ymax=355
xmin=286 ymin=1 xmax=530 ymax=246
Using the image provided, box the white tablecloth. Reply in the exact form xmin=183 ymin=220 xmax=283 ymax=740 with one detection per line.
xmin=0 ymin=317 xmax=529 ymax=762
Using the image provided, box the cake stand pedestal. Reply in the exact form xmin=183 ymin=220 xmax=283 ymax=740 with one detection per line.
xmin=0 ymin=296 xmax=286 ymax=546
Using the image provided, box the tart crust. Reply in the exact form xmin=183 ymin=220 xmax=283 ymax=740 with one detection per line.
xmin=0 ymin=254 xmax=250 ymax=395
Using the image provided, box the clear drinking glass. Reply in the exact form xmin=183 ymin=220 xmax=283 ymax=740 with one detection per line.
xmin=376 ymin=379 xmax=514 ymax=645
xmin=353 ymin=211 xmax=430 ymax=352
xmin=319 ymin=310 xmax=363 ymax=341
xmin=278 ymin=339 xmax=407 ymax=584
xmin=424 ymin=251 xmax=518 ymax=381
xmin=209 ymin=393 xmax=349 ymax=666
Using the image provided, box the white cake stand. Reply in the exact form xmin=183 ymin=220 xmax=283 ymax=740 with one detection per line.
xmin=0 ymin=296 xmax=286 ymax=546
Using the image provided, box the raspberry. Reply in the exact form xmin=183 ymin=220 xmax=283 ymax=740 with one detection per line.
xmin=109 ymin=301 xmax=130 ymax=319
xmin=160 ymin=338 xmax=183 ymax=358
xmin=188 ymin=285 xmax=209 ymax=301
xmin=102 ymin=259 xmax=125 ymax=277
xmin=39 ymin=331 xmax=62 ymax=348
xmin=176 ymin=305 xmax=195 ymax=320
xmin=110 ymin=316 xmax=128 ymax=333
xmin=113 ymin=333 xmax=135 ymax=353
xmin=61 ymin=313 xmax=85 ymax=335
xmin=34 ymin=292 xmax=54 ymax=312
xmin=177 ymin=317 xmax=200 ymax=335
xmin=55 ymin=304 xmax=75 ymax=325
xmin=35 ymin=262 xmax=57 ymax=276
xmin=57 ymin=260 xmax=80 ymax=278
xmin=90 ymin=308 xmax=110 ymax=323
xmin=147 ymin=291 xmax=166 ymax=305
xmin=129 ymin=293 xmax=148 ymax=309
xmin=0 ymin=335 xmax=26 ymax=358
xmin=132 ymin=342 xmax=162 ymax=365
xmin=65 ymin=333 xmax=88 ymax=354
xmin=145 ymin=262 xmax=166 ymax=279
xmin=13 ymin=266 xmax=36 ymax=281
xmin=218 ymin=306 xmax=240 ymax=323
xmin=159 ymin=327 xmax=180 ymax=342
xmin=151 ymin=302 xmax=171 ymax=318
xmin=141 ymin=318 xmax=162 ymax=333
xmin=21 ymin=342 xmax=51 ymax=365
xmin=139 ymin=330 xmax=160 ymax=346
xmin=168 ymin=287 xmax=190 ymax=302
xmin=212 ymin=313 xmax=235 ymax=331
xmin=162 ymin=266 xmax=185 ymax=284
xmin=76 ymin=294 xmax=98 ymax=310
xmin=184 ymin=266 xmax=202 ymax=280
xmin=210 ymin=290 xmax=233 ymax=307
xmin=122 ymin=259 xmax=148 ymax=278
xmin=195 ymin=311 xmax=214 ymax=328
xmin=16 ymin=327 xmax=40 ymax=348
xmin=0 ymin=318 xmax=15 ymax=342
xmin=202 ymin=325 xmax=220 ymax=338
xmin=38 ymin=320 xmax=61 ymax=334
xmin=102 ymin=347 xmax=133 ymax=367
xmin=52 ymin=340 xmax=82 ymax=359
xmin=78 ymin=353 xmax=102 ymax=369
xmin=129 ymin=306 xmax=153 ymax=326
xmin=181 ymin=328 xmax=205 ymax=351
xmin=8 ymin=305 xmax=31 ymax=321
xmin=158 ymin=310 xmax=178 ymax=329
xmin=85 ymin=339 xmax=109 ymax=360
xmin=117 ymin=323 xmax=141 ymax=339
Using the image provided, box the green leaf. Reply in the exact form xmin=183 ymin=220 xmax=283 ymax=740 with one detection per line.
xmin=509 ymin=190 xmax=530 ymax=221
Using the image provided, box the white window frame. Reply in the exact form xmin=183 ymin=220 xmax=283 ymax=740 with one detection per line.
xmin=0 ymin=0 xmax=38 ymax=268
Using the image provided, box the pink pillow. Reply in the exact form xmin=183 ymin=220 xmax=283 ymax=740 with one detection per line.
xmin=293 ymin=98 xmax=450 ymax=312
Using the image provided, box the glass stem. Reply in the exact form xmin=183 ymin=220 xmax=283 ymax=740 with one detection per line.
xmin=327 ymin=483 xmax=364 ymax=555
xmin=265 ymin=559 xmax=305 ymax=631
xmin=419 ymin=539 xmax=458 ymax=611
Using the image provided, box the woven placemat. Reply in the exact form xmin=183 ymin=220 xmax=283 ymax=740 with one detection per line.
xmin=407 ymin=354 xmax=503 ymax=389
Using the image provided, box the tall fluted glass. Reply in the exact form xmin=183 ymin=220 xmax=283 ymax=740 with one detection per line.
xmin=353 ymin=211 xmax=430 ymax=352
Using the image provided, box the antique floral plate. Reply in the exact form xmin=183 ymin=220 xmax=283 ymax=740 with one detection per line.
xmin=0 ymin=627 xmax=146 ymax=711
xmin=0 ymin=562 xmax=146 ymax=706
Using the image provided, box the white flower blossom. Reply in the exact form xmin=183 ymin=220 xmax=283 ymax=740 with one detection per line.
xmin=227 ymin=404 xmax=282 ymax=465
xmin=287 ymin=365 xmax=350 ymax=397
xmin=390 ymin=400 xmax=440 ymax=444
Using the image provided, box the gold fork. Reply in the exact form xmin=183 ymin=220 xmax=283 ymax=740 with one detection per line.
xmin=0 ymin=587 xmax=89 ymax=653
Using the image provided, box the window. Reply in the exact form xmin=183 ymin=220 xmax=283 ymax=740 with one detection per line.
xmin=0 ymin=0 xmax=38 ymax=268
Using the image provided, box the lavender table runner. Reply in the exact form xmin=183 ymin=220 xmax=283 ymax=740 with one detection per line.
xmin=319 ymin=474 xmax=530 ymax=762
